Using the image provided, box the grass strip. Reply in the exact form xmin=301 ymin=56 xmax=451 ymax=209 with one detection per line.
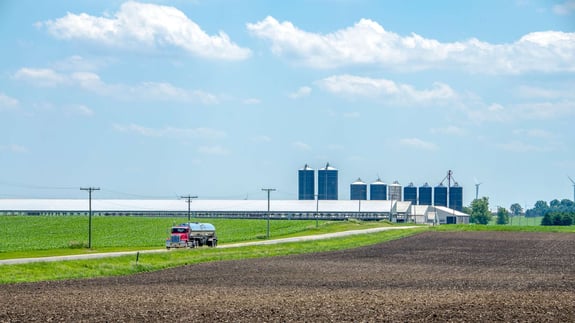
xmin=0 ymin=227 xmax=426 ymax=285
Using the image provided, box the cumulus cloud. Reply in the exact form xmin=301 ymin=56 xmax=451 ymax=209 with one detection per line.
xmin=14 ymin=67 xmax=219 ymax=104
xmin=247 ymin=16 xmax=575 ymax=73
xmin=289 ymin=86 xmax=312 ymax=99
xmin=496 ymin=140 xmax=553 ymax=153
xmin=65 ymin=104 xmax=94 ymax=117
xmin=399 ymin=138 xmax=438 ymax=151
xmin=114 ymin=124 xmax=226 ymax=139
xmin=316 ymin=74 xmax=456 ymax=104
xmin=13 ymin=68 xmax=66 ymax=87
xmin=40 ymin=1 xmax=251 ymax=60
xmin=0 ymin=93 xmax=19 ymax=110
xmin=553 ymin=0 xmax=575 ymax=15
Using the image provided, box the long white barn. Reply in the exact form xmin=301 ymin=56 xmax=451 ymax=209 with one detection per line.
xmin=0 ymin=199 xmax=469 ymax=224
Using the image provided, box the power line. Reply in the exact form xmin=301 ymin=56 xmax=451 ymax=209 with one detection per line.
xmin=180 ymin=195 xmax=198 ymax=223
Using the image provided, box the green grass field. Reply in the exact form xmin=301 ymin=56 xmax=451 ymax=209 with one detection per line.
xmin=0 ymin=228 xmax=425 ymax=284
xmin=0 ymin=216 xmax=396 ymax=259
xmin=2 ymin=215 xmax=573 ymax=285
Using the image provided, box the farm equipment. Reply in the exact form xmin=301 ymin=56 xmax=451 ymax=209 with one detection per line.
xmin=166 ymin=222 xmax=218 ymax=249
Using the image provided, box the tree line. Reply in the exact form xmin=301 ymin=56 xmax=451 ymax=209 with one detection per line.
xmin=463 ymin=197 xmax=575 ymax=226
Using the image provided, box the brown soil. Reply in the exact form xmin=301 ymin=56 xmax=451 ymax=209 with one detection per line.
xmin=1 ymin=231 xmax=575 ymax=322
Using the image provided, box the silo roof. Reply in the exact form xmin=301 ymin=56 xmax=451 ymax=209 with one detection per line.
xmin=319 ymin=162 xmax=337 ymax=170
xmin=351 ymin=178 xmax=366 ymax=185
xmin=371 ymin=178 xmax=387 ymax=185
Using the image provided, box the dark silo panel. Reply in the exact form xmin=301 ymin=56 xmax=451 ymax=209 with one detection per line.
xmin=418 ymin=183 xmax=432 ymax=205
xmin=298 ymin=164 xmax=315 ymax=200
xmin=434 ymin=184 xmax=448 ymax=207
xmin=370 ymin=178 xmax=387 ymax=200
xmin=449 ymin=183 xmax=463 ymax=211
xmin=404 ymin=183 xmax=417 ymax=204
xmin=318 ymin=162 xmax=338 ymax=200
xmin=350 ymin=178 xmax=367 ymax=200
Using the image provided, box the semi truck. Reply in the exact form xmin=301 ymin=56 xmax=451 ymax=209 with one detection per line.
xmin=166 ymin=222 xmax=218 ymax=249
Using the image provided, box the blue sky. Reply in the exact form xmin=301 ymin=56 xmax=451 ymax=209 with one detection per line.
xmin=1 ymin=0 xmax=574 ymax=210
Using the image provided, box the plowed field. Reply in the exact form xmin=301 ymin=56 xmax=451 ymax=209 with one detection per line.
xmin=2 ymin=231 xmax=574 ymax=322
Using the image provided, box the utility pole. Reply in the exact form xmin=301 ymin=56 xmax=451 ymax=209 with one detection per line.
xmin=180 ymin=195 xmax=198 ymax=223
xmin=261 ymin=188 xmax=275 ymax=239
xmin=315 ymin=194 xmax=319 ymax=228
xmin=80 ymin=187 xmax=100 ymax=249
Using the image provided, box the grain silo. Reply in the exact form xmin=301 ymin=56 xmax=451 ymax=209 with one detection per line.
xmin=370 ymin=178 xmax=387 ymax=200
xmin=434 ymin=183 xmax=448 ymax=207
xmin=418 ymin=182 xmax=432 ymax=205
xmin=318 ymin=162 xmax=338 ymax=200
xmin=298 ymin=164 xmax=315 ymax=200
xmin=350 ymin=178 xmax=367 ymax=200
xmin=403 ymin=182 xmax=417 ymax=204
xmin=388 ymin=180 xmax=402 ymax=201
xmin=449 ymin=182 xmax=463 ymax=211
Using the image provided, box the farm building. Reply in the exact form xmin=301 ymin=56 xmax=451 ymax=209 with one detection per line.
xmin=0 ymin=199 xmax=469 ymax=224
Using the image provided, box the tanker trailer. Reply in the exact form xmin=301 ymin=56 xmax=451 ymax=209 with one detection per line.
xmin=166 ymin=222 xmax=218 ymax=249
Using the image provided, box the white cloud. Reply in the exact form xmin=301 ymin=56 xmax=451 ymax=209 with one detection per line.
xmin=114 ymin=124 xmax=226 ymax=139
xmin=198 ymin=145 xmax=229 ymax=155
xmin=247 ymin=16 xmax=575 ymax=73
xmin=289 ymin=86 xmax=312 ymax=99
xmin=512 ymin=128 xmax=554 ymax=139
xmin=65 ymin=104 xmax=94 ymax=117
xmin=0 ymin=93 xmax=19 ymax=110
xmin=399 ymin=138 xmax=438 ymax=151
xmin=553 ymin=0 xmax=575 ymax=15
xmin=292 ymin=141 xmax=312 ymax=151
xmin=41 ymin=1 xmax=251 ymax=60
xmin=496 ymin=140 xmax=552 ymax=153
xmin=316 ymin=74 xmax=456 ymax=104
xmin=52 ymin=55 xmax=110 ymax=72
xmin=13 ymin=68 xmax=66 ymax=87
xmin=14 ymin=68 xmax=219 ymax=104
xmin=430 ymin=125 xmax=466 ymax=136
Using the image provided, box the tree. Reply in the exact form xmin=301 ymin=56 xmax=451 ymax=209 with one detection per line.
xmin=541 ymin=213 xmax=553 ymax=226
xmin=510 ymin=203 xmax=523 ymax=224
xmin=561 ymin=213 xmax=573 ymax=226
xmin=560 ymin=199 xmax=574 ymax=208
xmin=528 ymin=200 xmax=550 ymax=217
xmin=496 ymin=207 xmax=510 ymax=225
xmin=470 ymin=197 xmax=492 ymax=225
xmin=510 ymin=203 xmax=523 ymax=217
